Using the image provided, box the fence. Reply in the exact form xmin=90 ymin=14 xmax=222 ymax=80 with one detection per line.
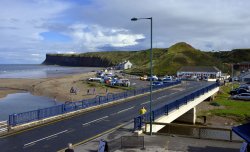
xmin=146 ymin=122 xmax=242 ymax=142
xmin=134 ymin=82 xmax=219 ymax=130
xmin=106 ymin=136 xmax=144 ymax=152
xmin=8 ymin=80 xmax=181 ymax=126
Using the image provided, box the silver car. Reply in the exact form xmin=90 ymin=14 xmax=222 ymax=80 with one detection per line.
xmin=232 ymin=93 xmax=250 ymax=101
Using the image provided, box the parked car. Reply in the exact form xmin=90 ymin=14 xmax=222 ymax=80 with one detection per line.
xmin=140 ymin=75 xmax=148 ymax=81
xmin=162 ymin=78 xmax=172 ymax=83
xmin=88 ymin=77 xmax=102 ymax=82
xmin=117 ymin=79 xmax=130 ymax=87
xmin=229 ymin=88 xmax=249 ymax=95
xmin=239 ymin=84 xmax=250 ymax=90
xmin=147 ymin=75 xmax=158 ymax=81
xmin=152 ymin=81 xmax=163 ymax=86
xmin=231 ymin=93 xmax=250 ymax=100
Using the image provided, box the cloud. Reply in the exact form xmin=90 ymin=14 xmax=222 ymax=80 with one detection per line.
xmin=1 ymin=0 xmax=250 ymax=63
xmin=66 ymin=23 xmax=145 ymax=51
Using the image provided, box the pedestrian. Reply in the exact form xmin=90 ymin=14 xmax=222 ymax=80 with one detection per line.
xmin=104 ymin=141 xmax=109 ymax=152
xmin=87 ymin=89 xmax=90 ymax=95
xmin=105 ymin=88 xmax=108 ymax=94
xmin=139 ymin=106 xmax=147 ymax=115
xmin=65 ymin=143 xmax=74 ymax=152
xmin=93 ymin=88 xmax=96 ymax=95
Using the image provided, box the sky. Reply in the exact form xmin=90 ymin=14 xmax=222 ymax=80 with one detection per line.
xmin=1 ymin=0 xmax=250 ymax=64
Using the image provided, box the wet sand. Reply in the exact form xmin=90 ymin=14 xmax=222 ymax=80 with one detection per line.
xmin=0 ymin=72 xmax=124 ymax=102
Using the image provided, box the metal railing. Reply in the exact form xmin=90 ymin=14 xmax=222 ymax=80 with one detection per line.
xmin=146 ymin=122 xmax=242 ymax=142
xmin=8 ymin=80 xmax=181 ymax=126
xmin=134 ymin=82 xmax=219 ymax=130
xmin=106 ymin=136 xmax=144 ymax=152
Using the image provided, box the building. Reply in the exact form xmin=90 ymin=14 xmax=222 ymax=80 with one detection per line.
xmin=116 ymin=60 xmax=132 ymax=70
xmin=234 ymin=62 xmax=250 ymax=72
xmin=239 ymin=72 xmax=250 ymax=82
xmin=177 ymin=66 xmax=221 ymax=79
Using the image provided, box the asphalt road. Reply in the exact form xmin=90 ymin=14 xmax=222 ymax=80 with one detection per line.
xmin=0 ymin=81 xmax=213 ymax=152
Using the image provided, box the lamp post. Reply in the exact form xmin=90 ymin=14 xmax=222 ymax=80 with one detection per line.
xmin=131 ymin=17 xmax=153 ymax=135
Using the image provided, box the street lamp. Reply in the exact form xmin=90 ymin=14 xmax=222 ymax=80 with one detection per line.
xmin=131 ymin=17 xmax=153 ymax=135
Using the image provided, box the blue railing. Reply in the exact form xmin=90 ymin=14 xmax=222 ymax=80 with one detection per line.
xmin=8 ymin=80 xmax=181 ymax=126
xmin=134 ymin=82 xmax=219 ymax=130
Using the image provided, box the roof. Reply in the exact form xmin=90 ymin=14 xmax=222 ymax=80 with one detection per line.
xmin=232 ymin=122 xmax=250 ymax=143
xmin=178 ymin=66 xmax=221 ymax=73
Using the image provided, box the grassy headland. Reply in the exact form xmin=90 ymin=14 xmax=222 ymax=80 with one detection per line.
xmin=44 ymin=42 xmax=250 ymax=76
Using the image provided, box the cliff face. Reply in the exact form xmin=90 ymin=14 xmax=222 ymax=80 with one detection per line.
xmin=43 ymin=54 xmax=113 ymax=67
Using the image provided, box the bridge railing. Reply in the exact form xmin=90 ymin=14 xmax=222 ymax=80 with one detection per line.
xmin=134 ymin=82 xmax=219 ymax=130
xmin=8 ymin=80 xmax=181 ymax=126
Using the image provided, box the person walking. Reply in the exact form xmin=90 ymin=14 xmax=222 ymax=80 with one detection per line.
xmin=87 ymin=89 xmax=90 ymax=95
xmin=65 ymin=143 xmax=74 ymax=152
xmin=139 ymin=106 xmax=147 ymax=115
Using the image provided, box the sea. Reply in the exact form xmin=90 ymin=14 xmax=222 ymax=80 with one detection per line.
xmin=0 ymin=64 xmax=101 ymax=121
xmin=0 ymin=64 xmax=100 ymax=78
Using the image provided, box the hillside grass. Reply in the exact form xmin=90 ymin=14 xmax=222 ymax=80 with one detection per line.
xmin=47 ymin=42 xmax=250 ymax=76
xmin=208 ymin=84 xmax=250 ymax=122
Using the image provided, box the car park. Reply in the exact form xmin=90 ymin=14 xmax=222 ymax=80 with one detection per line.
xmin=231 ymin=93 xmax=250 ymax=101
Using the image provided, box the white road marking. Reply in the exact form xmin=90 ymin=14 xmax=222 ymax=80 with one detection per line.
xmin=82 ymin=116 xmax=108 ymax=126
xmin=141 ymin=101 xmax=150 ymax=105
xmin=24 ymin=130 xmax=68 ymax=147
xmin=117 ymin=106 xmax=134 ymax=114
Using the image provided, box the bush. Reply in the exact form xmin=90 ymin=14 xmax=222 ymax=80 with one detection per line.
xmin=210 ymin=102 xmax=220 ymax=106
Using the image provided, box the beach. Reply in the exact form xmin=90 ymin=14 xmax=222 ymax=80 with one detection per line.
xmin=0 ymin=72 xmax=124 ymax=102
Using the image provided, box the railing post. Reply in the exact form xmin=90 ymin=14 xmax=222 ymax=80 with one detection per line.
xmin=62 ymin=104 xmax=65 ymax=113
xmin=37 ymin=109 xmax=41 ymax=120
xmin=134 ymin=118 xmax=137 ymax=130
xmin=152 ymin=111 xmax=155 ymax=121
xmin=139 ymin=116 xmax=142 ymax=130
xmin=82 ymin=100 xmax=84 ymax=109
xmin=230 ymin=130 xmax=233 ymax=142
xmin=8 ymin=115 xmax=13 ymax=126
xmin=199 ymin=128 xmax=201 ymax=139
xmin=167 ymin=105 xmax=169 ymax=115
xmin=13 ymin=113 xmax=17 ymax=126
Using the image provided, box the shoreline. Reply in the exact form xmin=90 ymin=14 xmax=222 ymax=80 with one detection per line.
xmin=0 ymin=72 xmax=124 ymax=102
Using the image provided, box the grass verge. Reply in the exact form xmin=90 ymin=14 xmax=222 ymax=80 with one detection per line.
xmin=208 ymin=83 xmax=250 ymax=123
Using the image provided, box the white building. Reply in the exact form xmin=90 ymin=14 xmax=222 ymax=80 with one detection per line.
xmin=177 ymin=66 xmax=221 ymax=79
xmin=117 ymin=60 xmax=132 ymax=70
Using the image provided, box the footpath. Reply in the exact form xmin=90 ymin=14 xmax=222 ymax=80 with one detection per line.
xmin=72 ymin=123 xmax=241 ymax=152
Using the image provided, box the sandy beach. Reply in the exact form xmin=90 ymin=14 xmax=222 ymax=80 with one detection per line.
xmin=0 ymin=72 xmax=124 ymax=102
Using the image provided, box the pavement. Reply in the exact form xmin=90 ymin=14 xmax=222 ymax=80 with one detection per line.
xmin=73 ymin=122 xmax=242 ymax=152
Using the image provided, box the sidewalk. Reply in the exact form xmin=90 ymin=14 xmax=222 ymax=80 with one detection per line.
xmin=73 ymin=123 xmax=241 ymax=152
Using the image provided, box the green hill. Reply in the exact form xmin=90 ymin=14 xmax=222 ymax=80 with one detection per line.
xmin=44 ymin=42 xmax=250 ymax=76
xmin=125 ymin=42 xmax=223 ymax=76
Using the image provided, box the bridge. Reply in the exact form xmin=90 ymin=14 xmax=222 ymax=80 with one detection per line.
xmin=0 ymin=81 xmax=219 ymax=152
xmin=134 ymin=82 xmax=219 ymax=133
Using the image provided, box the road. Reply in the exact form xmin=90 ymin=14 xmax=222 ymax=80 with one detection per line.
xmin=0 ymin=81 xmax=213 ymax=152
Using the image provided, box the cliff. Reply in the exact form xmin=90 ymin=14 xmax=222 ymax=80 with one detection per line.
xmin=43 ymin=54 xmax=113 ymax=67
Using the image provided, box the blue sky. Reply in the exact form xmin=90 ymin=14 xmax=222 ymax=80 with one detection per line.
xmin=1 ymin=0 xmax=250 ymax=63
